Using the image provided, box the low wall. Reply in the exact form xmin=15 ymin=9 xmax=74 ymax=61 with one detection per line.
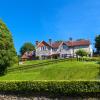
xmin=0 ymin=93 xmax=100 ymax=100
xmin=0 ymin=94 xmax=100 ymax=100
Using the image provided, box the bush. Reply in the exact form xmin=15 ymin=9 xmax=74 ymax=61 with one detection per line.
xmin=35 ymin=56 xmax=39 ymax=60
xmin=0 ymin=50 xmax=17 ymax=75
xmin=76 ymin=49 xmax=88 ymax=57
xmin=0 ymin=81 xmax=100 ymax=95
xmin=83 ymin=57 xmax=100 ymax=62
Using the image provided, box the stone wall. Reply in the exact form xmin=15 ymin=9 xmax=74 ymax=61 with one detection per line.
xmin=0 ymin=94 xmax=100 ymax=100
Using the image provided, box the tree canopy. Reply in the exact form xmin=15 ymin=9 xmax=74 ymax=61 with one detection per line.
xmin=0 ymin=20 xmax=17 ymax=75
xmin=95 ymin=35 xmax=100 ymax=54
xmin=76 ymin=49 xmax=88 ymax=57
xmin=20 ymin=42 xmax=35 ymax=55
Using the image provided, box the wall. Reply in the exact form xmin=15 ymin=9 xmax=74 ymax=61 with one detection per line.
xmin=0 ymin=94 xmax=99 ymax=100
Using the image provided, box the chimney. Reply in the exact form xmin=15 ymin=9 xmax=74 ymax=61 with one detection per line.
xmin=69 ymin=37 xmax=72 ymax=41
xmin=49 ymin=39 xmax=52 ymax=46
xmin=35 ymin=41 xmax=39 ymax=46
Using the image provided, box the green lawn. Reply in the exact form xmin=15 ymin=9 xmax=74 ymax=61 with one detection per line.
xmin=0 ymin=60 xmax=99 ymax=80
xmin=13 ymin=59 xmax=50 ymax=68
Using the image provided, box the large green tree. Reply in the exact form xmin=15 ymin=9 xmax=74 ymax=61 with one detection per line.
xmin=95 ymin=35 xmax=100 ymax=54
xmin=0 ymin=20 xmax=17 ymax=75
xmin=76 ymin=49 xmax=88 ymax=57
xmin=20 ymin=42 xmax=35 ymax=55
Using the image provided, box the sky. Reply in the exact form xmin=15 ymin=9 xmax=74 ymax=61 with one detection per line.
xmin=0 ymin=0 xmax=100 ymax=53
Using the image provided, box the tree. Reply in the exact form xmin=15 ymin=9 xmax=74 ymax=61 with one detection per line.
xmin=0 ymin=20 xmax=17 ymax=75
xmin=20 ymin=42 xmax=35 ymax=55
xmin=95 ymin=35 xmax=100 ymax=54
xmin=69 ymin=37 xmax=72 ymax=41
xmin=97 ymin=61 xmax=100 ymax=76
xmin=76 ymin=49 xmax=88 ymax=57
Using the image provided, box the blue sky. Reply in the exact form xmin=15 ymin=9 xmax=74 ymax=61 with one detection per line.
xmin=0 ymin=0 xmax=100 ymax=53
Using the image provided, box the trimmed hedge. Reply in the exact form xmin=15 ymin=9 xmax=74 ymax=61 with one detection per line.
xmin=0 ymin=81 xmax=100 ymax=95
xmin=83 ymin=57 xmax=100 ymax=62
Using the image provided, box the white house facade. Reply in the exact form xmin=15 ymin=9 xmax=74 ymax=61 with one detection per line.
xmin=36 ymin=40 xmax=93 ymax=59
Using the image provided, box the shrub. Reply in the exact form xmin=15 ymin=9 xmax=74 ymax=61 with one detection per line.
xmin=83 ymin=57 xmax=100 ymax=62
xmin=35 ymin=56 xmax=39 ymax=60
xmin=0 ymin=81 xmax=100 ymax=95
xmin=76 ymin=49 xmax=88 ymax=57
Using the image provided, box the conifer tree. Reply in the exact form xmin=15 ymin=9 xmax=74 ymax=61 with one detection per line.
xmin=0 ymin=20 xmax=17 ymax=75
xmin=95 ymin=35 xmax=100 ymax=54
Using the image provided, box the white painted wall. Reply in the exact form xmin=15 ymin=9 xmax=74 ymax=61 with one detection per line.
xmin=36 ymin=44 xmax=93 ymax=59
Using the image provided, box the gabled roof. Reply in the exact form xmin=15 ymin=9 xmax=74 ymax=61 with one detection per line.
xmin=21 ymin=54 xmax=29 ymax=59
xmin=21 ymin=51 xmax=35 ymax=59
xmin=51 ymin=42 xmax=67 ymax=48
xmin=51 ymin=42 xmax=62 ymax=48
xmin=36 ymin=40 xmax=90 ymax=48
xmin=66 ymin=40 xmax=90 ymax=47
xmin=37 ymin=41 xmax=51 ymax=47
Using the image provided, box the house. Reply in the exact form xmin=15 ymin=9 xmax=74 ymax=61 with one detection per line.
xmin=21 ymin=51 xmax=35 ymax=61
xmin=36 ymin=39 xmax=93 ymax=59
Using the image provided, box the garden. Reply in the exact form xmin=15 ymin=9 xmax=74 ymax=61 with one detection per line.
xmin=0 ymin=19 xmax=100 ymax=98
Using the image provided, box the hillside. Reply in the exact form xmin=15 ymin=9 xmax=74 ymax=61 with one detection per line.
xmin=0 ymin=60 xmax=98 ymax=80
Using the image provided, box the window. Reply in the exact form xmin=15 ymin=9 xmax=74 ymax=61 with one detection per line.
xmin=41 ymin=46 xmax=47 ymax=51
xmin=48 ymin=47 xmax=51 ymax=50
xmin=63 ymin=45 xmax=67 ymax=49
xmin=62 ymin=54 xmax=67 ymax=58
xmin=53 ymin=48 xmax=57 ymax=51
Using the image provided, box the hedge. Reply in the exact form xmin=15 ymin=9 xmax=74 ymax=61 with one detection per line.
xmin=82 ymin=57 xmax=100 ymax=62
xmin=0 ymin=80 xmax=100 ymax=95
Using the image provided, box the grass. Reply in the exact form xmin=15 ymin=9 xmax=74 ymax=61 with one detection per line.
xmin=0 ymin=60 xmax=99 ymax=80
xmin=13 ymin=59 xmax=50 ymax=68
